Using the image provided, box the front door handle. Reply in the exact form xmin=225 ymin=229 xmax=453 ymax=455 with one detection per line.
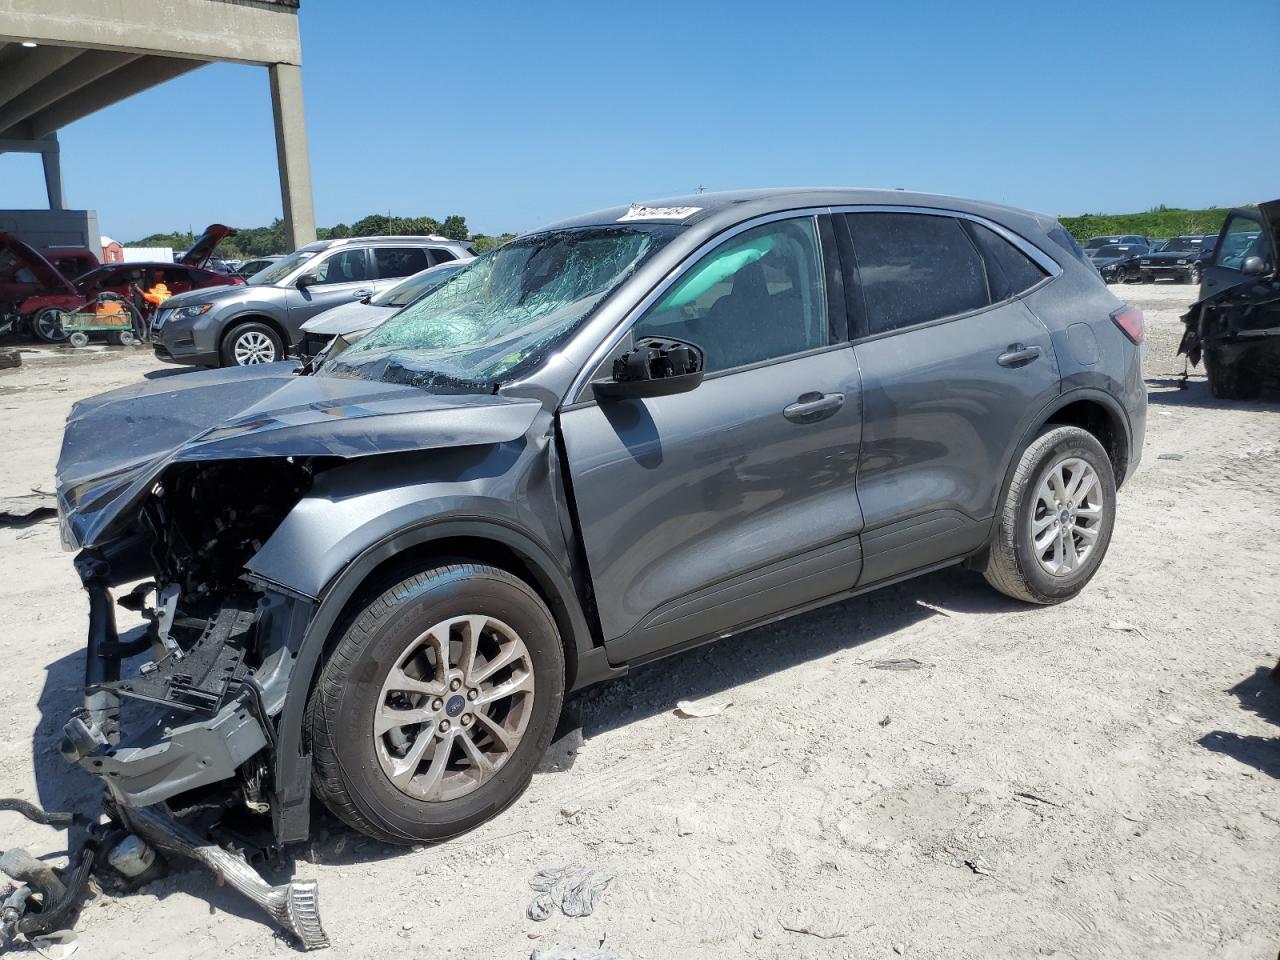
xmin=997 ymin=343 xmax=1043 ymax=368
xmin=783 ymin=391 xmax=845 ymax=424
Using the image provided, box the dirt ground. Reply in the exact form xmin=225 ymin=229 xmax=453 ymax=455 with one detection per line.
xmin=1 ymin=282 xmax=1277 ymax=960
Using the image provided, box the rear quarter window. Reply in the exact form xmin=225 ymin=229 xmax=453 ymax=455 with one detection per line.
xmin=844 ymin=212 xmax=989 ymax=335
xmin=962 ymin=221 xmax=1048 ymax=301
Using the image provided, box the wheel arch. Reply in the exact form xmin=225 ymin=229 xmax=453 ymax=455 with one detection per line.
xmin=1040 ymin=390 xmax=1132 ymax=487
xmin=220 ymin=313 xmax=291 ymax=356
xmin=268 ymin=517 xmax=618 ymax=842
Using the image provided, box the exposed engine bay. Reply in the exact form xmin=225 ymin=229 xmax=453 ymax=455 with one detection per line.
xmin=50 ymin=458 xmax=332 ymax=950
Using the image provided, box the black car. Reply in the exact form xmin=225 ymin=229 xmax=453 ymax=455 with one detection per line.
xmin=1087 ymin=243 xmax=1149 ymax=284
xmin=1179 ymin=201 xmax=1279 ymax=398
xmin=1083 ymin=234 xmax=1152 ymax=252
xmin=1138 ymin=235 xmax=1216 ymax=284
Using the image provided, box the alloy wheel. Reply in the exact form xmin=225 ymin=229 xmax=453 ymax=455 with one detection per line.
xmin=373 ymin=614 xmax=535 ymax=802
xmin=35 ymin=309 xmax=69 ymax=343
xmin=1030 ymin=457 xmax=1105 ymax=576
xmin=233 ymin=330 xmax=277 ymax=364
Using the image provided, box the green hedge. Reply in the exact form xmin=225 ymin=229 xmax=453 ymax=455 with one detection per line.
xmin=1058 ymin=206 xmax=1240 ymax=242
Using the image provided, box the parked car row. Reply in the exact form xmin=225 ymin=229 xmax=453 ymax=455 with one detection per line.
xmin=151 ymin=234 xmax=475 ymax=366
xmin=1083 ymin=233 xmax=1219 ymax=285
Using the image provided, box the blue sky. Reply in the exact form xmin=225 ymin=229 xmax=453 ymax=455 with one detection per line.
xmin=3 ymin=0 xmax=1275 ymax=240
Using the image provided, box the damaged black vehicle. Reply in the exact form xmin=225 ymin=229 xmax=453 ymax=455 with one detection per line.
xmin=1179 ymin=200 xmax=1280 ymax=399
xmin=52 ymin=190 xmax=1146 ymax=947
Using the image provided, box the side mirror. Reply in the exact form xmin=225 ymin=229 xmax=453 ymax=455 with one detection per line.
xmin=1241 ymin=255 xmax=1267 ymax=276
xmin=295 ymin=273 xmax=315 ymax=289
xmin=592 ymin=336 xmax=705 ymax=402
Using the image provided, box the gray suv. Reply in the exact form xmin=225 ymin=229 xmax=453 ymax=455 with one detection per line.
xmin=150 ymin=235 xmax=475 ymax=366
xmin=57 ymin=189 xmax=1146 ymax=857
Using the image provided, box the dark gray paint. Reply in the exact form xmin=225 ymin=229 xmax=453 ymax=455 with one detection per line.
xmin=55 ymin=188 xmax=1148 ymax=840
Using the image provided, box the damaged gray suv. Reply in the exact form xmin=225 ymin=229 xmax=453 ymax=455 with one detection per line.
xmin=56 ymin=189 xmax=1146 ymax=849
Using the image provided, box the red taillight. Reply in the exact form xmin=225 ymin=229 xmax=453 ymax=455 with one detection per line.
xmin=1111 ymin=304 xmax=1144 ymax=344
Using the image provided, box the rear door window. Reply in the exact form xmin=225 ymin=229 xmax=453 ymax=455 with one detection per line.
xmin=428 ymin=248 xmax=458 ymax=265
xmin=843 ymin=212 xmax=989 ymax=335
xmin=374 ymin=246 xmax=430 ymax=279
xmin=962 ymin=221 xmax=1048 ymax=301
xmin=634 ymin=217 xmax=828 ymax=373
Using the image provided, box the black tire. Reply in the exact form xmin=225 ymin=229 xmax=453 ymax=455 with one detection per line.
xmin=984 ymin=425 xmax=1117 ymax=605
xmin=1141 ymin=271 xmax=1153 ymax=284
xmin=1186 ymin=265 xmax=1201 ymax=285
xmin=1114 ymin=267 xmax=1127 ymax=284
xmin=306 ymin=562 xmax=565 ymax=844
xmin=32 ymin=307 xmax=68 ymax=343
xmin=220 ymin=320 xmax=283 ymax=366
xmin=1204 ymin=344 xmax=1261 ymax=400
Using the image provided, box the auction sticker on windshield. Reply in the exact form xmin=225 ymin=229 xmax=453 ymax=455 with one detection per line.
xmin=617 ymin=204 xmax=702 ymax=222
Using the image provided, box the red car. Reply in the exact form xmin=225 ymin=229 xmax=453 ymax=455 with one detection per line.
xmin=0 ymin=224 xmax=241 ymax=342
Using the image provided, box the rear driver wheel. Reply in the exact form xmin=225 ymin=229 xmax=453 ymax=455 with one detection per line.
xmin=32 ymin=307 xmax=69 ymax=343
xmin=306 ymin=563 xmax=565 ymax=844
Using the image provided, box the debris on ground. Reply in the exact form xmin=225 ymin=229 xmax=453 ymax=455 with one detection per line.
xmin=869 ymin=658 xmax=927 ymax=671
xmin=878 ymin=715 xmax=892 ymax=727
xmin=963 ymin=857 xmax=993 ymax=876
xmin=673 ymin=697 xmax=732 ymax=718
xmin=1157 ymin=452 xmax=1186 ymax=461
xmin=0 ymin=489 xmax=57 ymax=528
xmin=0 ymin=350 xmax=19 ymax=370
xmin=527 ymin=865 xmax=613 ymax=921
xmin=1013 ymin=791 xmax=1062 ymax=809
xmin=1103 ymin=620 xmax=1149 ymax=640
xmin=530 ymin=945 xmax=622 ymax=960
xmin=779 ymin=910 xmax=850 ymax=939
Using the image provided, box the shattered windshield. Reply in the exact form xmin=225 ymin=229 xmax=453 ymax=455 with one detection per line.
xmin=248 ymin=249 xmax=316 ymax=285
xmin=320 ymin=225 xmax=679 ymax=392
xmin=370 ymin=263 xmax=467 ymax=307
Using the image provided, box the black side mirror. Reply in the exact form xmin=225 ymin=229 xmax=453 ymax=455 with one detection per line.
xmin=1241 ymin=255 xmax=1268 ymax=276
xmin=295 ymin=274 xmax=314 ymax=289
xmin=592 ymin=336 xmax=705 ymax=402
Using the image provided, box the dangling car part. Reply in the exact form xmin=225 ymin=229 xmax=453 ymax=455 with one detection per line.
xmin=1178 ymin=200 xmax=1280 ymax=399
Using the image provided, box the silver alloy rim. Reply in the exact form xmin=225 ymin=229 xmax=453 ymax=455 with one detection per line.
xmin=374 ymin=614 xmax=535 ymax=802
xmin=233 ymin=330 xmax=277 ymax=364
xmin=1031 ymin=457 xmax=1105 ymax=576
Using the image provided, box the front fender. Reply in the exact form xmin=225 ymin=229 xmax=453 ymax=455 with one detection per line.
xmin=250 ymin=441 xmax=619 ymax=843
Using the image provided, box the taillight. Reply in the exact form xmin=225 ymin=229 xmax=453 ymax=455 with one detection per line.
xmin=1111 ymin=304 xmax=1144 ymax=344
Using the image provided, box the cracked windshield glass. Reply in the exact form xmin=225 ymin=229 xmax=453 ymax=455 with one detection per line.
xmin=321 ymin=225 xmax=680 ymax=391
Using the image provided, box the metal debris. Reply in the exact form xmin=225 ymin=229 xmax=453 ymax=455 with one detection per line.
xmin=527 ymin=865 xmax=613 ymax=921
xmin=674 ymin=697 xmax=732 ymax=718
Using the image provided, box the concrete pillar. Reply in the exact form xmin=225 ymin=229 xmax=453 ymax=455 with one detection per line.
xmin=41 ymin=134 xmax=65 ymax=210
xmin=268 ymin=62 xmax=315 ymax=250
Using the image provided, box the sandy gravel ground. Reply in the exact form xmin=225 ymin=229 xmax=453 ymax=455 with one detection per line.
xmin=0 ymin=282 xmax=1277 ymax=960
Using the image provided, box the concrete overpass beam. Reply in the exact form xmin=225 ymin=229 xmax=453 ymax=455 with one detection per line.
xmin=269 ymin=62 xmax=315 ymax=250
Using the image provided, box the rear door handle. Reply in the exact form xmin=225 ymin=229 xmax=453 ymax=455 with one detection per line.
xmin=997 ymin=343 xmax=1043 ymax=368
xmin=783 ymin=391 xmax=844 ymax=423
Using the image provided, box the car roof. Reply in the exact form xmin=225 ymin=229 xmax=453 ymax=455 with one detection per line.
xmin=536 ymin=187 xmax=1059 ymax=240
xmin=297 ymin=235 xmax=470 ymax=252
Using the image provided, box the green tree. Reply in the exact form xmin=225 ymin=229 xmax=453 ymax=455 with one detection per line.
xmin=469 ymin=233 xmax=515 ymax=254
xmin=440 ymin=215 xmax=468 ymax=240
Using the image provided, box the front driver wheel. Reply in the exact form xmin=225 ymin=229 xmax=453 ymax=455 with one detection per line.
xmin=306 ymin=563 xmax=565 ymax=844
xmin=984 ymin=425 xmax=1116 ymax=605
xmin=221 ymin=321 xmax=283 ymax=366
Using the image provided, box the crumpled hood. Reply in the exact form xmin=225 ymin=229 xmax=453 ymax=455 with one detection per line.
xmin=56 ymin=365 xmax=542 ymax=548
xmin=300 ymin=299 xmax=393 ymax=336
